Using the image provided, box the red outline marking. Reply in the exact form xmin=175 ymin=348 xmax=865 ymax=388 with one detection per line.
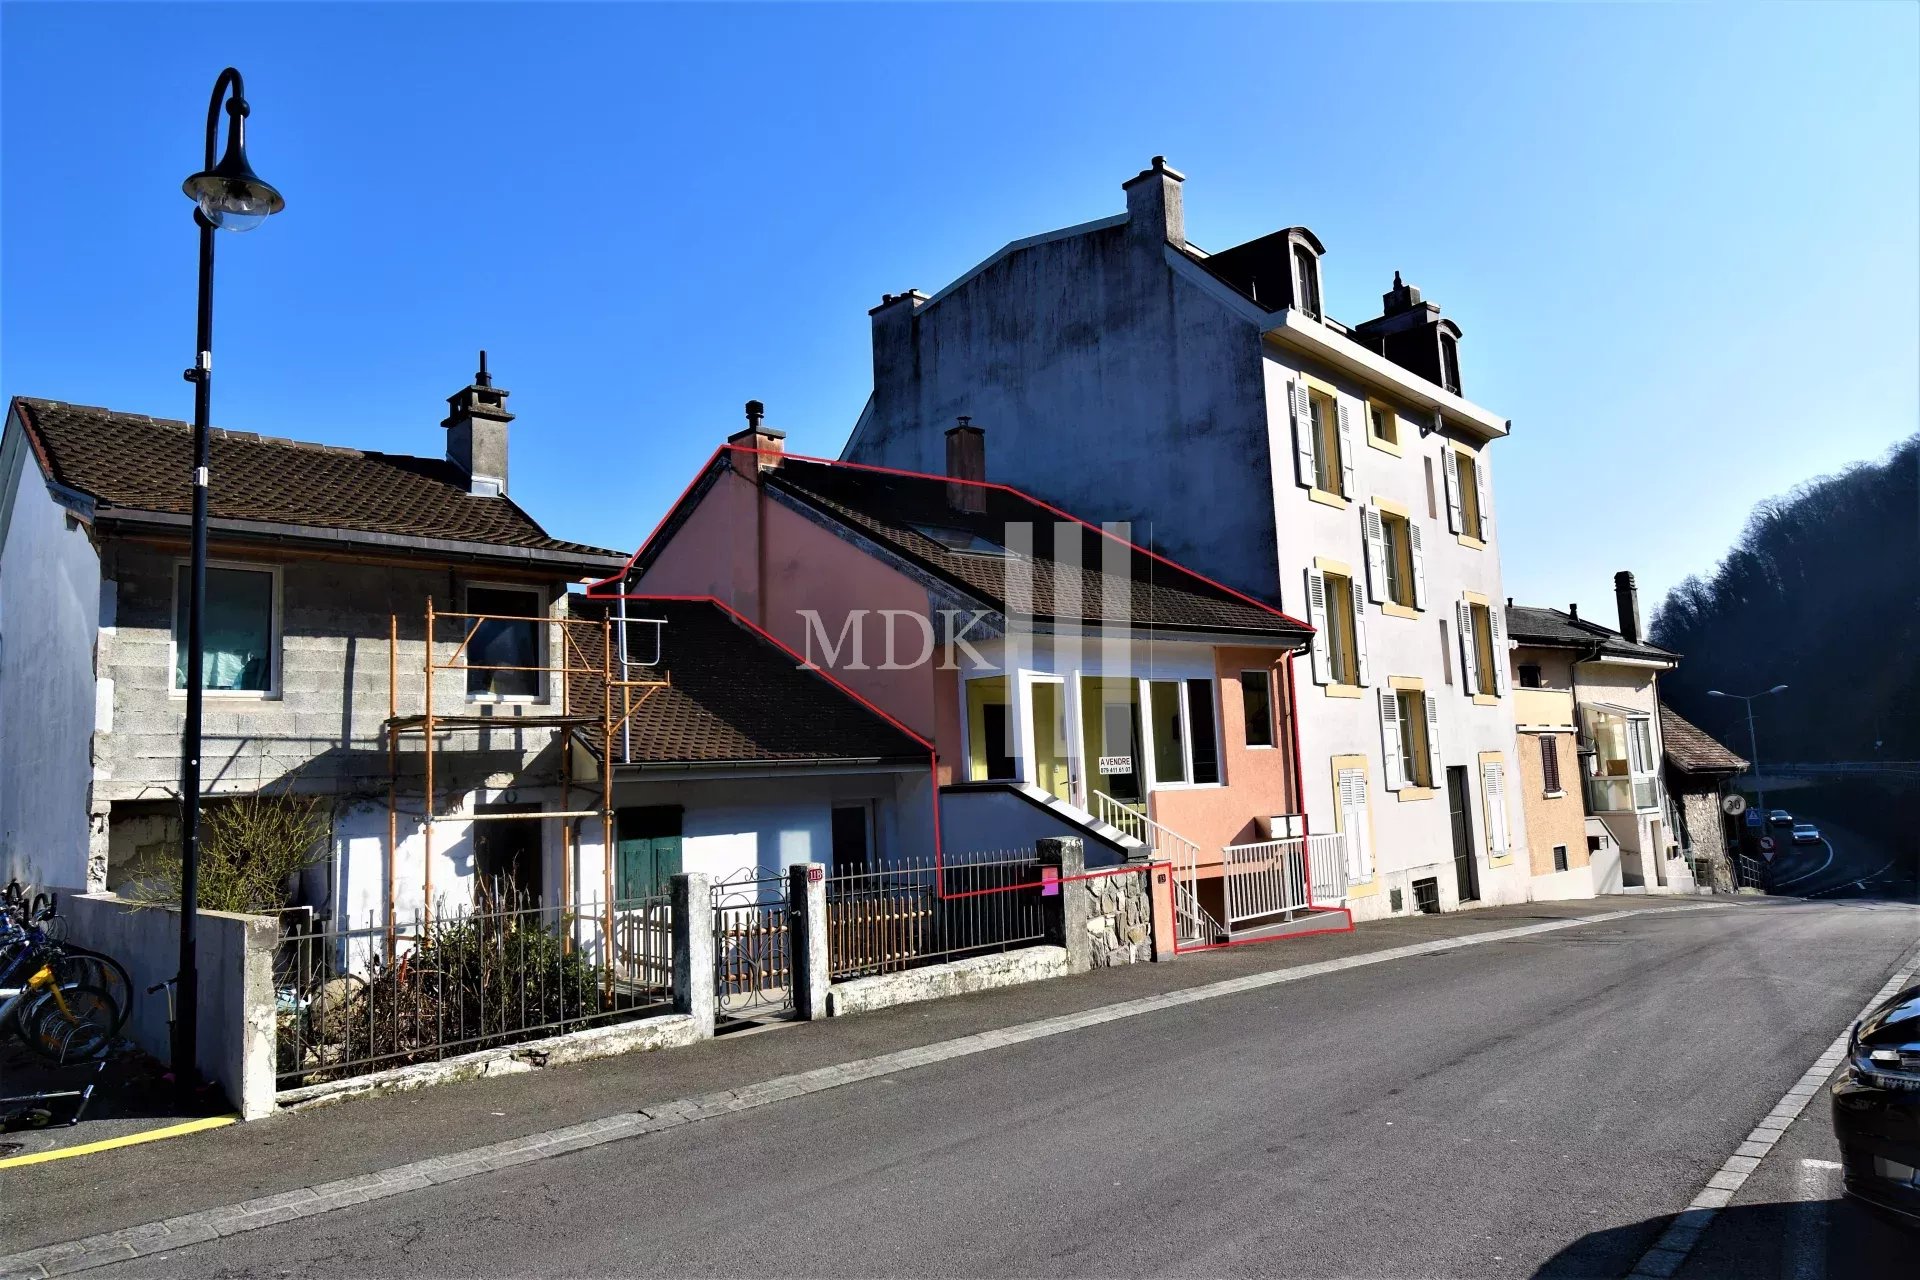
xmin=581 ymin=453 xmax=1348 ymax=947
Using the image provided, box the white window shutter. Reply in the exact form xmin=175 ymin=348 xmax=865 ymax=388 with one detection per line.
xmin=1336 ymin=400 xmax=1356 ymax=498
xmin=1362 ymin=507 xmax=1386 ymax=603
xmin=1482 ymin=759 xmax=1508 ymax=858
xmin=1352 ymin=585 xmax=1371 ymax=686
xmin=1425 ymin=691 xmax=1443 ymax=786
xmin=1292 ymin=379 xmax=1316 ymax=489
xmin=1352 ymin=772 xmax=1373 ymax=879
xmin=1475 ymin=450 xmax=1492 ymax=538
xmin=1456 ymin=599 xmax=1480 ymax=696
xmin=1489 ymin=604 xmax=1510 ymax=695
xmin=1378 ymin=691 xmax=1405 ymax=791
xmin=1409 ymin=522 xmax=1428 ymax=610
xmin=1442 ymin=445 xmax=1463 ymax=533
xmin=1339 ymin=768 xmax=1373 ymax=883
xmin=1306 ymin=568 xmax=1330 ymax=686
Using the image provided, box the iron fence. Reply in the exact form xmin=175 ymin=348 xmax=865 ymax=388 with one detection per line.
xmin=274 ymin=890 xmax=672 ymax=1091
xmin=712 ymin=874 xmax=792 ymax=1017
xmin=826 ymin=851 xmax=1046 ymax=981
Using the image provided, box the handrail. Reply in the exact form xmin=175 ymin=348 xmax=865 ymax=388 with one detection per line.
xmin=1090 ymin=792 xmax=1200 ymax=870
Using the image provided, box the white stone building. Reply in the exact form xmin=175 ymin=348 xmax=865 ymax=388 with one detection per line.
xmin=843 ymin=158 xmax=1535 ymax=918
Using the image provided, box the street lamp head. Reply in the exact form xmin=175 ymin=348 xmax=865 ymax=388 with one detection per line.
xmin=1768 ymin=684 xmax=1789 ymax=695
xmin=182 ymin=90 xmax=283 ymax=232
xmin=1707 ymin=690 xmax=1727 ymax=699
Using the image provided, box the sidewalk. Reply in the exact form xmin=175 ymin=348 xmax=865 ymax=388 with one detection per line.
xmin=1 ymin=895 xmax=1735 ymax=1253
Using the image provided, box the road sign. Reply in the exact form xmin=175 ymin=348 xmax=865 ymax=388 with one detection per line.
xmin=1759 ymin=836 xmax=1777 ymax=861
xmin=1722 ymin=793 xmax=1748 ymax=817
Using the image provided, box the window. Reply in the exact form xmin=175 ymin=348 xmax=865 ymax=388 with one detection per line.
xmin=912 ymin=524 xmax=1006 ymax=557
xmin=1553 ymin=844 xmax=1570 ymax=873
xmin=465 ymin=586 xmax=543 ymax=698
xmin=1323 ymin=572 xmax=1359 ymax=685
xmin=1457 ymin=598 xmax=1505 ymax=698
xmin=965 ymin=677 xmax=1015 ymax=780
xmin=173 ymin=563 xmax=278 ymax=694
xmin=1368 ymin=403 xmax=1399 ymax=448
xmin=1584 ymin=708 xmax=1658 ymax=811
xmin=1439 ymin=331 xmax=1461 ymax=394
xmin=1454 ymin=451 xmax=1484 ymax=540
xmin=1519 ymin=663 xmax=1542 ymax=689
xmin=1470 ymin=602 xmax=1498 ymax=695
xmin=1293 ymin=243 xmax=1321 ymax=319
xmin=1423 ymin=456 xmax=1438 ymax=520
xmin=1439 ymin=618 xmax=1453 ymax=685
xmin=1145 ymin=679 xmax=1221 ymax=786
xmin=1241 ymin=670 xmax=1274 ymax=747
xmin=1398 ymin=690 xmax=1433 ymax=787
xmin=1309 ymin=388 xmax=1341 ymax=493
xmin=1539 ymin=734 xmax=1563 ymax=794
xmin=1377 ymin=511 xmax=1419 ymax=609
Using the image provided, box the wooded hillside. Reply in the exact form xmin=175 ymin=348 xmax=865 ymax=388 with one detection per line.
xmin=1651 ymin=435 xmax=1918 ymax=762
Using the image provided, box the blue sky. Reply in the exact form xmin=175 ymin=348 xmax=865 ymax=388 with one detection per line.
xmin=4 ymin=3 xmax=1914 ymax=623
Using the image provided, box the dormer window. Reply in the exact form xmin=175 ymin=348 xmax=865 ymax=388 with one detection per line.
xmin=1293 ymin=242 xmax=1322 ymax=320
xmin=1439 ymin=330 xmax=1462 ymax=395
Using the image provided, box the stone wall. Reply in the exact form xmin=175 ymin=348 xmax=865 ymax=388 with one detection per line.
xmin=1083 ymin=866 xmax=1154 ymax=967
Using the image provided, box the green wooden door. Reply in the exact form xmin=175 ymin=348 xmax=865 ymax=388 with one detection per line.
xmin=616 ymin=807 xmax=683 ymax=901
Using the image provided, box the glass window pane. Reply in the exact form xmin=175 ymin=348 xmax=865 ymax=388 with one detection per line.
xmin=1240 ymin=670 xmax=1273 ymax=747
xmin=1186 ymin=679 xmax=1220 ymax=784
xmin=467 ymin=588 xmax=541 ymax=697
xmin=1149 ymin=681 xmax=1186 ymax=784
xmin=174 ymin=566 xmax=274 ymax=691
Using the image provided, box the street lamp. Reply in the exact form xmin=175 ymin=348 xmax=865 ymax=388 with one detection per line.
xmin=1708 ymin=684 xmax=1788 ymax=865
xmin=174 ymin=67 xmax=284 ymax=1093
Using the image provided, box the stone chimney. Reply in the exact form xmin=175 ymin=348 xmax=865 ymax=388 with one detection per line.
xmin=946 ymin=417 xmax=986 ymax=514
xmin=1381 ymin=270 xmax=1423 ymax=317
xmin=444 ymin=351 xmax=513 ymax=496
xmin=1614 ymin=570 xmax=1642 ymax=643
xmin=727 ymin=399 xmax=786 ymax=473
xmin=1122 ymin=156 xmax=1185 ymax=247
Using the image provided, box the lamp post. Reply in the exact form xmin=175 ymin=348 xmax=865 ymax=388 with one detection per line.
xmin=174 ymin=68 xmax=284 ymax=1092
xmin=1708 ymin=684 xmax=1788 ymax=870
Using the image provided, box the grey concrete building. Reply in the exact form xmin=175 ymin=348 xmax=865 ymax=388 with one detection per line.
xmin=842 ymin=158 xmax=1531 ymax=919
xmin=0 ymin=368 xmax=626 ymax=914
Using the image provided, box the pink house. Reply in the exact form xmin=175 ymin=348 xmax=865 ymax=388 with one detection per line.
xmin=600 ymin=407 xmax=1351 ymax=944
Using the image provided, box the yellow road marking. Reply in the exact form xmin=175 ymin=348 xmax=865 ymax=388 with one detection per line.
xmin=0 ymin=1114 xmax=237 ymax=1169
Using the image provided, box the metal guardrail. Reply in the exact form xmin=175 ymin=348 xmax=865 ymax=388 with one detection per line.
xmin=274 ymin=892 xmax=672 ymax=1091
xmin=1221 ymin=833 xmax=1349 ymax=929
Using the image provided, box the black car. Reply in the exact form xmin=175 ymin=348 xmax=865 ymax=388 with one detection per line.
xmin=1834 ymin=981 xmax=1920 ymax=1221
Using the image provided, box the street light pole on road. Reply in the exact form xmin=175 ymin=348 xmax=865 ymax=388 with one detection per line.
xmin=1709 ymin=684 xmax=1788 ymax=863
xmin=173 ymin=67 xmax=284 ymax=1091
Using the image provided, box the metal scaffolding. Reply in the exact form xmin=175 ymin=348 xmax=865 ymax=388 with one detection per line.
xmin=383 ymin=598 xmax=668 ymax=947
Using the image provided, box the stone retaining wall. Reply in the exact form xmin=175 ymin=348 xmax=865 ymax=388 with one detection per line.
xmin=1084 ymin=867 xmax=1154 ymax=967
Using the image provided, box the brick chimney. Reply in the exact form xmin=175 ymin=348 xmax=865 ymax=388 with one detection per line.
xmin=1614 ymin=570 xmax=1642 ymax=643
xmin=1122 ymin=156 xmax=1185 ymax=247
xmin=946 ymin=417 xmax=986 ymax=513
xmin=443 ymin=351 xmax=513 ymax=496
xmin=727 ymin=399 xmax=786 ymax=473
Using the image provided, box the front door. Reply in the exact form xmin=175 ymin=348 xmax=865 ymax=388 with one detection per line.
xmin=615 ymin=806 xmax=683 ymax=902
xmin=473 ymin=803 xmax=542 ymax=906
xmin=1027 ymin=679 xmax=1071 ymax=804
xmin=1446 ymin=766 xmax=1479 ymax=902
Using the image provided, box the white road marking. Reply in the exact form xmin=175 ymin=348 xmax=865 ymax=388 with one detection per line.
xmin=1774 ymin=839 xmax=1836 ymax=890
xmin=1809 ymin=856 xmax=1897 ymax=899
xmin=1626 ymin=945 xmax=1920 ymax=1280
xmin=1800 ymin=1158 xmax=1841 ymax=1171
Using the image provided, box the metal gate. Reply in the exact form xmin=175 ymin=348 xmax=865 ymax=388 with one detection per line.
xmin=712 ymin=872 xmax=793 ymax=1018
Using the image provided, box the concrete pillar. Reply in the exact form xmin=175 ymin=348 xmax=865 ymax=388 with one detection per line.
xmin=670 ymin=872 xmax=714 ymax=1039
xmin=1036 ymin=836 xmax=1090 ymax=975
xmin=788 ymin=862 xmax=829 ymax=1020
xmin=1146 ymin=862 xmax=1177 ymax=961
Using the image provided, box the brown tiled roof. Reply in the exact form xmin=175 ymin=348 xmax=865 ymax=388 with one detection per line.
xmin=568 ymin=596 xmax=929 ymax=765
xmin=1506 ymin=603 xmax=1678 ymax=663
xmin=762 ymin=457 xmax=1310 ymax=640
xmin=12 ymin=397 xmax=621 ymax=561
xmin=1660 ymin=704 xmax=1748 ymax=775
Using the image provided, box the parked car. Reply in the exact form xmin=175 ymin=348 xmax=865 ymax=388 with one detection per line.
xmin=1792 ymin=822 xmax=1822 ymax=844
xmin=1834 ymin=982 xmax=1920 ymax=1220
xmin=1770 ymin=809 xmax=1794 ymax=826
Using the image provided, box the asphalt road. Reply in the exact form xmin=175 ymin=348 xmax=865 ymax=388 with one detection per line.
xmin=69 ymin=898 xmax=1917 ymax=1280
xmin=1759 ymin=798 xmax=1914 ymax=901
